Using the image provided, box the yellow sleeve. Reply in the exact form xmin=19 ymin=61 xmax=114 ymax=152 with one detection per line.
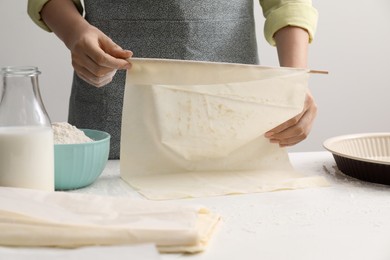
xmin=27 ymin=0 xmax=84 ymax=32
xmin=259 ymin=0 xmax=318 ymax=46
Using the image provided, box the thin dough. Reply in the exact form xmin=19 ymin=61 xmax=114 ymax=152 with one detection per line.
xmin=120 ymin=58 xmax=329 ymax=200
xmin=0 ymin=187 xmax=220 ymax=253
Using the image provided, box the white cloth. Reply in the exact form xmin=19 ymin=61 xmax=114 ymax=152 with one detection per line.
xmin=0 ymin=187 xmax=220 ymax=253
xmin=120 ymin=58 xmax=328 ymax=200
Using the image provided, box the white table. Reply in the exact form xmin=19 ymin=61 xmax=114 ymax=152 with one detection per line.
xmin=70 ymin=151 xmax=390 ymax=260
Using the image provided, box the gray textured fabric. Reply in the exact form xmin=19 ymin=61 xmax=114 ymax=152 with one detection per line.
xmin=68 ymin=0 xmax=259 ymax=159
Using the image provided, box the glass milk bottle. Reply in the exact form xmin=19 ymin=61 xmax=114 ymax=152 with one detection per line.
xmin=0 ymin=67 xmax=54 ymax=191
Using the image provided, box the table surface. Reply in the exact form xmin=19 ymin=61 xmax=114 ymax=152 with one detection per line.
xmin=66 ymin=151 xmax=390 ymax=260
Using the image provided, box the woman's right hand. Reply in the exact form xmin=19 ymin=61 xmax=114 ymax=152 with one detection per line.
xmin=66 ymin=24 xmax=133 ymax=87
xmin=41 ymin=0 xmax=132 ymax=87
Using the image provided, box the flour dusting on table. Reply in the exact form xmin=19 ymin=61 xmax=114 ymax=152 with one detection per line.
xmin=52 ymin=122 xmax=93 ymax=144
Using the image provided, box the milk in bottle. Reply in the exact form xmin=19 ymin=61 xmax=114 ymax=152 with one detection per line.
xmin=0 ymin=67 xmax=54 ymax=191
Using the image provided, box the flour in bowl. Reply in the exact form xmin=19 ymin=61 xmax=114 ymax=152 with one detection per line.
xmin=52 ymin=122 xmax=93 ymax=144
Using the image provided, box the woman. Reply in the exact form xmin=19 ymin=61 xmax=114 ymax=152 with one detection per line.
xmin=28 ymin=0 xmax=318 ymax=159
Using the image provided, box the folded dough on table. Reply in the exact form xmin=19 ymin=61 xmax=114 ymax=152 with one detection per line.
xmin=0 ymin=187 xmax=220 ymax=253
xmin=120 ymin=58 xmax=329 ymax=200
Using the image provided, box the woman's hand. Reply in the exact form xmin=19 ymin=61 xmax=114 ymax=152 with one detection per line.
xmin=67 ymin=25 xmax=133 ymax=87
xmin=265 ymin=90 xmax=317 ymax=147
xmin=41 ymin=0 xmax=132 ymax=87
xmin=266 ymin=25 xmax=317 ymax=146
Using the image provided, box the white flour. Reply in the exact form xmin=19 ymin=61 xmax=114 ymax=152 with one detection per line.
xmin=52 ymin=122 xmax=93 ymax=144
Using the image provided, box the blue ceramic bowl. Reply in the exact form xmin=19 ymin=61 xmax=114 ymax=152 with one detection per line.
xmin=54 ymin=129 xmax=110 ymax=190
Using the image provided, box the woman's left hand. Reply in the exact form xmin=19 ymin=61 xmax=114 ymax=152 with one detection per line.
xmin=268 ymin=25 xmax=317 ymax=147
xmin=264 ymin=90 xmax=317 ymax=147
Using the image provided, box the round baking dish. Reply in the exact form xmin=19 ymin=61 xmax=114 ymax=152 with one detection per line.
xmin=323 ymin=133 xmax=390 ymax=185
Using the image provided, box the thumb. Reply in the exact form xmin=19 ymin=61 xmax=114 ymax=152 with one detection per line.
xmin=94 ymin=36 xmax=132 ymax=69
xmin=99 ymin=36 xmax=133 ymax=59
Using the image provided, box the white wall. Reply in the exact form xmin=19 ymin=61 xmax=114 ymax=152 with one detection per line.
xmin=0 ymin=0 xmax=73 ymax=122
xmin=1 ymin=0 xmax=390 ymax=152
xmin=254 ymin=0 xmax=390 ymax=152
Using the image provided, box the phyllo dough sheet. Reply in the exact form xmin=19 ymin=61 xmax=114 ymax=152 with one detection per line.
xmin=120 ymin=58 xmax=328 ymax=200
xmin=0 ymin=187 xmax=220 ymax=253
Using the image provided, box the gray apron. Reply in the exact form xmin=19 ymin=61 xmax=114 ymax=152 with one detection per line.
xmin=68 ymin=0 xmax=259 ymax=159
